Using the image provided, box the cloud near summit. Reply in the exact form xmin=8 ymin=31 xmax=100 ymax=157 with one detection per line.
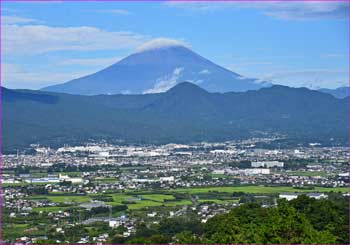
xmin=135 ymin=38 xmax=191 ymax=53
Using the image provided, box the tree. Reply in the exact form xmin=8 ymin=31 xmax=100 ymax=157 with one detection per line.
xmin=175 ymin=231 xmax=201 ymax=244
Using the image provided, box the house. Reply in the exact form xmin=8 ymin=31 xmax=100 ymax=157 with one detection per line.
xmin=279 ymin=193 xmax=300 ymax=201
xmin=279 ymin=192 xmax=328 ymax=201
xmin=307 ymin=193 xmax=328 ymax=199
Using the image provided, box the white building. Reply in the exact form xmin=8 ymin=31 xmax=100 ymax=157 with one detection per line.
xmin=279 ymin=192 xmax=328 ymax=201
xmin=212 ymin=170 xmax=225 ymax=175
xmin=160 ymin=176 xmax=175 ymax=182
xmin=131 ymin=178 xmax=157 ymax=183
xmin=244 ymin=168 xmax=270 ymax=175
xmin=251 ymin=161 xmax=284 ymax=168
xmin=307 ymin=193 xmax=328 ymax=199
xmin=25 ymin=177 xmax=60 ymax=183
xmin=279 ymin=193 xmax=300 ymax=201
xmin=59 ymin=174 xmax=83 ymax=183
xmin=109 ymin=220 xmax=121 ymax=228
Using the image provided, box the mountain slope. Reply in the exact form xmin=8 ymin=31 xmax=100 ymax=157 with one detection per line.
xmin=4 ymin=83 xmax=347 ymax=152
xmin=318 ymin=87 xmax=349 ymax=99
xmin=41 ymin=43 xmax=269 ymax=95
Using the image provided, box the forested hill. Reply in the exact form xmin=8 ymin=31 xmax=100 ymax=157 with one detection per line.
xmin=110 ymin=193 xmax=349 ymax=244
xmin=3 ymin=83 xmax=348 ymax=152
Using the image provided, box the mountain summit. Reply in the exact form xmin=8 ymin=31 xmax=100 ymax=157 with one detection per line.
xmin=41 ymin=40 xmax=270 ymax=95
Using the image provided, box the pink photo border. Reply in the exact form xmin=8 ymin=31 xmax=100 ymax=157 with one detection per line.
xmin=0 ymin=0 xmax=348 ymax=244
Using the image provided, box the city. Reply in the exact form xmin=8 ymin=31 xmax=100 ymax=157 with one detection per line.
xmin=2 ymin=138 xmax=349 ymax=243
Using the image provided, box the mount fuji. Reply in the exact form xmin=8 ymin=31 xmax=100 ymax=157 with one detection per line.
xmin=41 ymin=39 xmax=271 ymax=95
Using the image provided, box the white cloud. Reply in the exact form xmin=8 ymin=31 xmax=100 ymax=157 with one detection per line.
xmin=199 ymin=69 xmax=211 ymax=75
xmin=165 ymin=1 xmax=348 ymax=20
xmin=164 ymin=2 xmax=223 ymax=12
xmin=143 ymin=67 xmax=184 ymax=94
xmin=259 ymin=2 xmax=349 ymax=20
xmin=2 ymin=16 xmax=38 ymax=24
xmin=120 ymin=90 xmax=131 ymax=95
xmin=135 ymin=38 xmax=190 ymax=53
xmin=259 ymin=69 xmax=348 ymax=89
xmin=228 ymin=60 xmax=348 ymax=88
xmin=1 ymin=18 xmax=193 ymax=89
xmin=3 ymin=24 xmax=146 ymax=55
xmin=261 ymin=68 xmax=347 ymax=79
xmin=173 ymin=67 xmax=184 ymax=76
xmin=2 ymin=63 xmax=92 ymax=89
xmin=99 ymin=9 xmax=131 ymax=15
xmin=236 ymin=75 xmax=249 ymax=80
xmin=187 ymin=79 xmax=203 ymax=85
xmin=58 ymin=57 xmax=121 ymax=67
xmin=321 ymin=53 xmax=348 ymax=59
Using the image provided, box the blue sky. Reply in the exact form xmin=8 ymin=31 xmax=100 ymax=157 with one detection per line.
xmin=1 ymin=1 xmax=349 ymax=89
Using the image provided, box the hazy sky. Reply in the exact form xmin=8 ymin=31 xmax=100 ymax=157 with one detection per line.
xmin=2 ymin=1 xmax=349 ymax=89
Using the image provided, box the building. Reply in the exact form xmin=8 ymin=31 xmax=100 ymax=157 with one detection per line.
xmin=251 ymin=161 xmax=284 ymax=168
xmin=244 ymin=168 xmax=270 ymax=175
xmin=59 ymin=174 xmax=83 ymax=183
xmin=160 ymin=176 xmax=175 ymax=182
xmin=212 ymin=170 xmax=225 ymax=175
xmin=279 ymin=192 xmax=328 ymax=201
xmin=307 ymin=193 xmax=328 ymax=199
xmin=279 ymin=193 xmax=300 ymax=201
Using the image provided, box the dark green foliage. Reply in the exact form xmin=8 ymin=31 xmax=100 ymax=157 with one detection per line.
xmin=290 ymin=193 xmax=349 ymax=243
xmin=112 ymin=205 xmax=128 ymax=212
xmin=124 ymin=215 xmax=203 ymax=244
xmin=90 ymin=206 xmax=110 ymax=215
xmin=126 ymin=194 xmax=347 ymax=244
xmin=202 ymin=195 xmax=348 ymax=244
xmin=158 ymin=216 xmax=203 ymax=237
xmin=174 ymin=231 xmax=202 ymax=244
xmin=4 ymin=194 xmax=347 ymax=244
xmin=92 ymin=195 xmax=114 ymax=202
xmin=228 ymin=160 xmax=252 ymax=168
xmin=24 ymin=185 xmax=49 ymax=195
xmin=125 ymin=234 xmax=169 ymax=244
xmin=3 ymin=83 xmax=348 ymax=152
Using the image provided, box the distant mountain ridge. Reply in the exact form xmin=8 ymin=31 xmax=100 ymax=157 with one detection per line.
xmin=4 ymin=83 xmax=347 ymax=152
xmin=41 ymin=43 xmax=270 ymax=95
xmin=318 ymin=87 xmax=349 ymax=99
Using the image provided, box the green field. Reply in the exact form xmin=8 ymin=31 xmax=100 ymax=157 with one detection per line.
xmin=163 ymin=200 xmax=193 ymax=206
xmin=106 ymin=193 xmax=135 ymax=205
xmin=23 ymin=185 xmax=349 ymax=213
xmin=105 ymin=193 xmax=188 ymax=209
xmin=3 ymin=182 xmax=51 ymax=187
xmin=128 ymin=200 xmax=164 ymax=210
xmin=45 ymin=195 xmax=91 ymax=203
xmin=198 ymin=199 xmax=239 ymax=204
xmin=141 ymin=194 xmax=175 ymax=202
xmin=3 ymin=224 xmax=30 ymax=240
xmin=210 ymin=173 xmax=229 ymax=178
xmin=277 ymin=171 xmax=328 ymax=177
xmin=171 ymin=185 xmax=350 ymax=194
xmin=93 ymin=177 xmax=118 ymax=184
xmin=32 ymin=206 xmax=71 ymax=212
